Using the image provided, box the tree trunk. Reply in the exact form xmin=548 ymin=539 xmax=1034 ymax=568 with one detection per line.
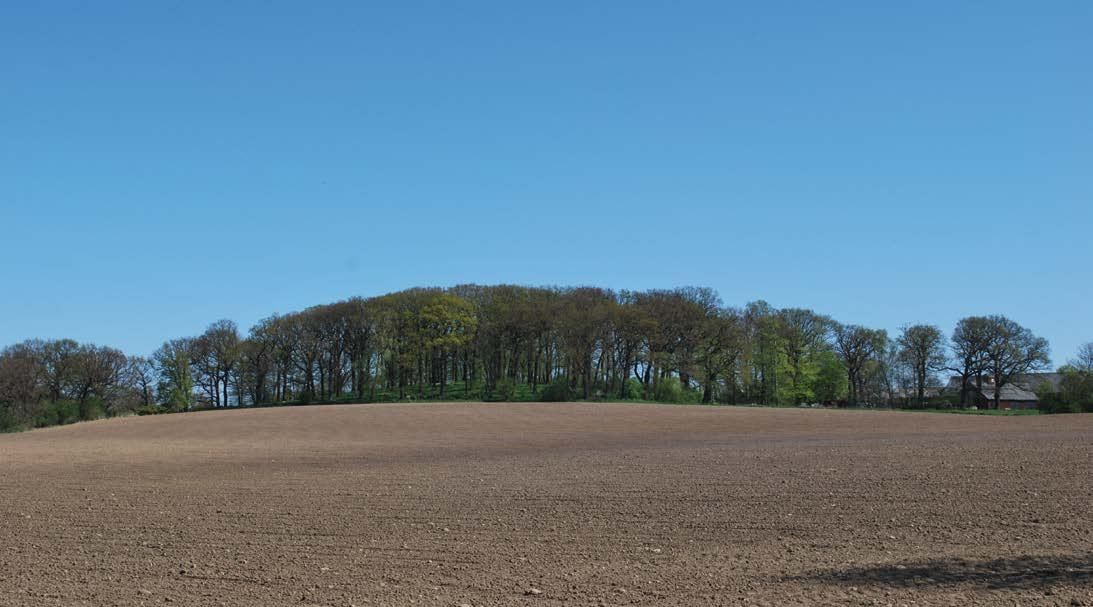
xmin=439 ymin=352 xmax=447 ymax=397
xmin=702 ymin=372 xmax=714 ymax=403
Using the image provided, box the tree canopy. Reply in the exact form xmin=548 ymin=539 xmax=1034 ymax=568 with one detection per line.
xmin=1 ymin=284 xmax=1085 ymax=431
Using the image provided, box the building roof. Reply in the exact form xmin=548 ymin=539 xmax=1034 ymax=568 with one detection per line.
xmin=891 ymin=386 xmax=942 ymax=399
xmin=979 ymin=383 xmax=1039 ymax=402
xmin=1011 ymin=373 xmax=1064 ymax=392
xmin=945 ymin=372 xmax=1061 ymax=396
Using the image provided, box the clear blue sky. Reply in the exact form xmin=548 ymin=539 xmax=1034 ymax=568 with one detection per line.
xmin=2 ymin=2 xmax=1090 ymax=364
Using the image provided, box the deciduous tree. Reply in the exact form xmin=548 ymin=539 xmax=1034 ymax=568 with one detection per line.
xmin=833 ymin=323 xmax=887 ymax=405
xmin=897 ymin=324 xmax=946 ymax=408
xmin=981 ymin=315 xmax=1050 ymax=409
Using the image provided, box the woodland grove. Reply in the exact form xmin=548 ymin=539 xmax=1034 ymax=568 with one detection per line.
xmin=2 ymin=285 xmax=1092 ymax=431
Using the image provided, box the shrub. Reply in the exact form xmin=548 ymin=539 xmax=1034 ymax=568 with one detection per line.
xmin=930 ymin=392 xmax=962 ymax=409
xmin=485 ymin=379 xmax=517 ymax=402
xmin=107 ymin=392 xmax=143 ymax=417
xmin=539 ymin=377 xmax=572 ymax=402
xmin=136 ymin=404 xmax=169 ymax=416
xmin=34 ymin=400 xmax=80 ymax=428
xmin=622 ymin=378 xmax=644 ymax=400
xmin=78 ymin=396 xmax=107 ymax=421
xmin=499 ymin=379 xmax=518 ymax=401
xmin=0 ymin=405 xmax=25 ymax=432
xmin=1037 ymin=391 xmax=1082 ymax=414
xmin=652 ymin=378 xmax=701 ymax=403
xmin=654 ymin=378 xmax=685 ymax=403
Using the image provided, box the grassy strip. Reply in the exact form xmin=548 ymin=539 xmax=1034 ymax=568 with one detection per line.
xmin=179 ymin=385 xmax=1041 ymax=416
xmin=5 ymin=381 xmax=1047 ymax=433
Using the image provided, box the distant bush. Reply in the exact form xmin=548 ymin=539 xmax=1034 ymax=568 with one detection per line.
xmin=929 ymin=392 xmax=962 ymax=409
xmin=539 ymin=377 xmax=572 ymax=402
xmin=485 ymin=379 xmax=517 ymax=402
xmin=0 ymin=405 xmax=25 ymax=432
xmin=1059 ymin=370 xmax=1093 ymax=413
xmin=136 ymin=404 xmax=169 ymax=416
xmin=107 ymin=393 xmax=143 ymax=417
xmin=1035 ymin=371 xmax=1093 ymax=413
xmin=622 ymin=378 xmax=645 ymax=400
xmin=79 ymin=396 xmax=108 ymax=421
xmin=1037 ymin=391 xmax=1082 ymax=414
xmin=654 ymin=378 xmax=685 ymax=403
xmin=34 ymin=400 xmax=80 ymax=428
xmin=653 ymin=378 xmax=701 ymax=403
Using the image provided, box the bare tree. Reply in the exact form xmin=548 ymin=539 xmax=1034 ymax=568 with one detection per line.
xmin=69 ymin=345 xmax=130 ymax=418
xmin=191 ymin=320 xmax=241 ymax=407
xmin=696 ymin=308 xmax=744 ymax=403
xmin=0 ymin=343 xmax=44 ymax=419
xmin=981 ymin=315 xmax=1050 ymax=409
xmin=949 ymin=317 xmax=993 ymax=407
xmin=244 ymin=317 xmax=281 ymax=405
xmin=36 ymin=338 xmax=81 ymax=402
xmin=833 ymin=323 xmax=887 ymax=405
xmin=127 ymin=356 xmax=156 ymax=408
xmin=1071 ymin=342 xmax=1093 ymax=373
xmin=897 ymin=324 xmax=946 ymax=408
xmin=557 ymin=287 xmax=614 ymax=399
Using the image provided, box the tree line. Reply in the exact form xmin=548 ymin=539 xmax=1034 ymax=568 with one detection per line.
xmin=2 ymin=284 xmax=1091 ymax=430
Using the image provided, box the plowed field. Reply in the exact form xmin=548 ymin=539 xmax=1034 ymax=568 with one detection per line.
xmin=1 ymin=403 xmax=1090 ymax=606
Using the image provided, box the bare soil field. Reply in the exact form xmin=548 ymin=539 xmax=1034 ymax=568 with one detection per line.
xmin=1 ymin=403 xmax=1091 ymax=606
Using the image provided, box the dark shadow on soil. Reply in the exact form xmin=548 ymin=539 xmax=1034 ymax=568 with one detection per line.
xmin=789 ymin=553 xmax=1093 ymax=590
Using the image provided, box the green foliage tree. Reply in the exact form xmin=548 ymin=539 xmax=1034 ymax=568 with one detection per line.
xmin=741 ymin=301 xmax=784 ymax=405
xmin=420 ymin=292 xmax=477 ymax=397
xmin=1038 ymin=357 xmax=1093 ymax=413
xmin=812 ymin=350 xmax=848 ymax=402
xmin=776 ymin=308 xmax=831 ymax=404
xmin=154 ymin=339 xmax=194 ymax=412
xmin=0 ymin=284 xmax=1072 ymax=425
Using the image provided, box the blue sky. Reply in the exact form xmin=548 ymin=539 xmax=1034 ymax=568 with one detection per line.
xmin=2 ymin=2 xmax=1090 ymax=363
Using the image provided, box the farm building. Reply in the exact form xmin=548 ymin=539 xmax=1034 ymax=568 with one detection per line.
xmin=944 ymin=373 xmax=1063 ymax=410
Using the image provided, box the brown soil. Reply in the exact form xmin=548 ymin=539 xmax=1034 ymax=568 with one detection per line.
xmin=1 ymin=403 xmax=1091 ymax=606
